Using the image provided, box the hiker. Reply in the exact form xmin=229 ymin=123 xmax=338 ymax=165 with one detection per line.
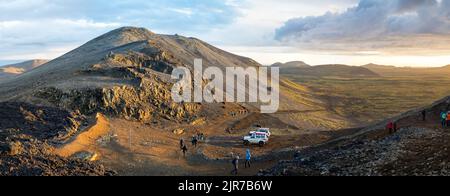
xmin=199 ymin=133 xmax=205 ymax=141
xmin=441 ymin=111 xmax=447 ymax=128
xmin=386 ymin=121 xmax=394 ymax=134
xmin=447 ymin=112 xmax=450 ymax=128
xmin=245 ymin=149 xmax=251 ymax=168
xmin=394 ymin=122 xmax=398 ymax=132
xmin=421 ymin=110 xmax=427 ymax=121
xmin=231 ymin=155 xmax=239 ymax=175
xmin=197 ymin=133 xmax=204 ymax=141
xmin=182 ymin=145 xmax=188 ymax=157
xmin=180 ymin=138 xmax=185 ymax=150
xmin=192 ymin=136 xmax=198 ymax=148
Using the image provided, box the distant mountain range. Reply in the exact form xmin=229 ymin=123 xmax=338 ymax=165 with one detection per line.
xmin=362 ymin=63 xmax=450 ymax=77
xmin=0 ymin=59 xmax=48 ymax=80
xmin=274 ymin=61 xmax=450 ymax=77
xmin=274 ymin=62 xmax=379 ymax=77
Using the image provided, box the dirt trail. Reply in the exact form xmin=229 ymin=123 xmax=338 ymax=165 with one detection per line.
xmin=46 ymin=111 xmax=359 ymax=176
xmin=54 ymin=113 xmax=110 ymax=158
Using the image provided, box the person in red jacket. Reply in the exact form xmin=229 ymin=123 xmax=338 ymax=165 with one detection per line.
xmin=386 ymin=122 xmax=394 ymax=134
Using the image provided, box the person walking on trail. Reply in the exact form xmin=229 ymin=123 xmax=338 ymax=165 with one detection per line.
xmin=422 ymin=110 xmax=427 ymax=121
xmin=180 ymin=138 xmax=185 ymax=150
xmin=441 ymin=111 xmax=447 ymax=128
xmin=192 ymin=136 xmax=198 ymax=148
xmin=393 ymin=122 xmax=398 ymax=132
xmin=386 ymin=121 xmax=394 ymax=134
xmin=231 ymin=156 xmax=239 ymax=175
xmin=182 ymin=145 xmax=188 ymax=157
xmin=245 ymin=149 xmax=252 ymax=168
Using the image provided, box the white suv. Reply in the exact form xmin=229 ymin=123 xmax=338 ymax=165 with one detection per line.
xmin=243 ymin=132 xmax=269 ymax=147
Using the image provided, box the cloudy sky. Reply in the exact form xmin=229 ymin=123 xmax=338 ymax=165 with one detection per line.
xmin=1 ymin=0 xmax=450 ymax=66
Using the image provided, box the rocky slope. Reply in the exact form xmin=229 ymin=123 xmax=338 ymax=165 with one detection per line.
xmin=262 ymin=95 xmax=450 ymax=176
xmin=0 ymin=102 xmax=114 ymax=176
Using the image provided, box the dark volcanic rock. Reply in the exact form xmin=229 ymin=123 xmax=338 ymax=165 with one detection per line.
xmin=0 ymin=102 xmax=115 ymax=176
xmin=0 ymin=102 xmax=85 ymax=141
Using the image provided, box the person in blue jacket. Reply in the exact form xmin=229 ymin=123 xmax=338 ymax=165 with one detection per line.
xmin=441 ymin=111 xmax=448 ymax=128
xmin=245 ymin=149 xmax=251 ymax=168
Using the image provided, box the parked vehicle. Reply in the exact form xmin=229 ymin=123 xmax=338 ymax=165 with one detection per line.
xmin=243 ymin=132 xmax=269 ymax=147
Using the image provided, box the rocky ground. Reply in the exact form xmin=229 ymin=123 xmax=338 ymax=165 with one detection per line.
xmin=0 ymin=102 xmax=115 ymax=176
xmin=0 ymin=135 xmax=115 ymax=176
xmin=262 ymin=123 xmax=450 ymax=176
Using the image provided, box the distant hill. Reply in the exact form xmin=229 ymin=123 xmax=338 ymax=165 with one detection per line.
xmin=363 ymin=63 xmax=450 ymax=77
xmin=272 ymin=61 xmax=311 ymax=68
xmin=279 ymin=63 xmax=379 ymax=77
xmin=0 ymin=60 xmax=48 ymax=80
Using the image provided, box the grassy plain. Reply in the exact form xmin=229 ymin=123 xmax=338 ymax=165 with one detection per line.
xmin=284 ymin=74 xmax=450 ymax=124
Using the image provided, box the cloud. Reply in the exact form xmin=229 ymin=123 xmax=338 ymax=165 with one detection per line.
xmin=0 ymin=0 xmax=240 ymax=32
xmin=275 ymin=0 xmax=450 ymax=54
xmin=0 ymin=0 xmax=242 ymax=61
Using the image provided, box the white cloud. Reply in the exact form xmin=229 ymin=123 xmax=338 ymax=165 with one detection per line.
xmin=0 ymin=19 xmax=121 ymax=61
xmin=0 ymin=0 xmax=241 ymax=61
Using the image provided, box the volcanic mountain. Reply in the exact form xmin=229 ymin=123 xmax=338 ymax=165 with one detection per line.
xmin=0 ymin=27 xmax=261 ymax=123
xmin=0 ymin=27 xmax=351 ymax=132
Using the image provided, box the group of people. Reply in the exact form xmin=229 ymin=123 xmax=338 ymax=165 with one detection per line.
xmin=386 ymin=121 xmax=398 ymax=134
xmin=180 ymin=132 xmax=206 ymax=157
xmin=386 ymin=110 xmax=450 ymax=134
xmin=440 ymin=111 xmax=450 ymax=128
xmin=230 ymin=149 xmax=252 ymax=175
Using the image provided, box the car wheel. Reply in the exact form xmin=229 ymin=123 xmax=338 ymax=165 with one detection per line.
xmin=259 ymin=141 xmax=265 ymax=147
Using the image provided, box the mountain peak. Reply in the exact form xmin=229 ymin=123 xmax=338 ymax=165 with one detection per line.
xmin=83 ymin=26 xmax=156 ymax=51
xmin=108 ymin=26 xmax=155 ymax=37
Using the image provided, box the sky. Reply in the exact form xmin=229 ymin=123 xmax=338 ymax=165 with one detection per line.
xmin=1 ymin=0 xmax=450 ymax=67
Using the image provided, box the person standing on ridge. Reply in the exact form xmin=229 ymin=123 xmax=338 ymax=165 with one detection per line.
xmin=386 ymin=121 xmax=394 ymax=134
xmin=421 ymin=110 xmax=427 ymax=121
xmin=441 ymin=111 xmax=447 ymax=128
xmin=447 ymin=112 xmax=450 ymax=128
xmin=245 ymin=149 xmax=252 ymax=168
